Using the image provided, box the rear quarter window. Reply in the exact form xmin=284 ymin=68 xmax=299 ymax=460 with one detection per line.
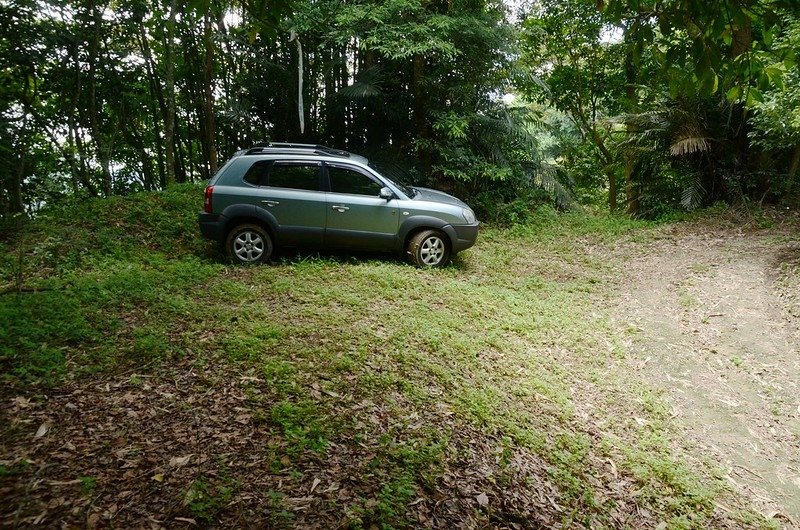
xmin=242 ymin=160 xmax=272 ymax=186
xmin=268 ymin=163 xmax=320 ymax=191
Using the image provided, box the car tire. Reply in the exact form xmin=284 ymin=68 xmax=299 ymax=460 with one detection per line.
xmin=407 ymin=229 xmax=450 ymax=268
xmin=226 ymin=223 xmax=273 ymax=264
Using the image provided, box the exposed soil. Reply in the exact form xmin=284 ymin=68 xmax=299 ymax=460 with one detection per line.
xmin=615 ymin=215 xmax=800 ymax=529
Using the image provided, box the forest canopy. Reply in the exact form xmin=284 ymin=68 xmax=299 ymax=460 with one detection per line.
xmin=1 ymin=0 xmax=798 ymax=221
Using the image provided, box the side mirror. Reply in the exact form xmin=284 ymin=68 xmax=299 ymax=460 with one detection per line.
xmin=379 ymin=187 xmax=395 ymax=200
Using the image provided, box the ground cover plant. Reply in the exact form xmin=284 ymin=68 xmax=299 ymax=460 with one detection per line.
xmin=1 ymin=185 xmax=797 ymax=528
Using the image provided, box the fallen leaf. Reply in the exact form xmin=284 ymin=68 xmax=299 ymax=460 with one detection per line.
xmin=175 ymin=517 xmax=197 ymax=525
xmin=310 ymin=477 xmax=321 ymax=493
xmin=13 ymin=396 xmax=31 ymax=408
xmin=476 ymin=493 xmax=489 ymax=507
xmin=34 ymin=423 xmax=49 ymax=439
xmin=169 ymin=455 xmax=193 ymax=468
xmin=48 ymin=479 xmax=82 ymax=486
xmin=153 ymin=473 xmax=164 ymax=482
xmin=607 ymin=458 xmax=618 ymax=478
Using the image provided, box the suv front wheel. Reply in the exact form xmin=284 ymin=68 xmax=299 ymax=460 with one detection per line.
xmin=226 ymin=223 xmax=273 ymax=264
xmin=407 ymin=229 xmax=450 ymax=268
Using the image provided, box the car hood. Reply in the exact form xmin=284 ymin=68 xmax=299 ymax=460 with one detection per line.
xmin=412 ymin=187 xmax=469 ymax=208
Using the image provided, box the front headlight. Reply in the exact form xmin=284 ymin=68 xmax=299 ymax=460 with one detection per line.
xmin=462 ymin=208 xmax=476 ymax=224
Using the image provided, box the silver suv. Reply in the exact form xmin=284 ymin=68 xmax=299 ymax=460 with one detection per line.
xmin=198 ymin=143 xmax=479 ymax=267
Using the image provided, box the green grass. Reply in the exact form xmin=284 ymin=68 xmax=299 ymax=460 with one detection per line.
xmin=0 ymin=187 xmax=775 ymax=528
xmin=184 ymin=475 xmax=237 ymax=523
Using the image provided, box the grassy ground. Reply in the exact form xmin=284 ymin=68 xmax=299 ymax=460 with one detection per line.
xmin=0 ymin=185 xmax=780 ymax=528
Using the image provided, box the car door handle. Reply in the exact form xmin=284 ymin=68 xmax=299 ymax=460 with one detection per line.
xmin=261 ymin=200 xmax=279 ymax=207
xmin=331 ymin=205 xmax=350 ymax=212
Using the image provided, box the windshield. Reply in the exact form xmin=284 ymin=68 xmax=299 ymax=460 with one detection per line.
xmin=384 ymin=176 xmax=415 ymax=198
xmin=368 ymin=161 xmax=415 ymax=198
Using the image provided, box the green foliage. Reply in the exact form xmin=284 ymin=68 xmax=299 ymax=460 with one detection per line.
xmin=332 ymin=0 xmax=461 ymax=60
xmin=603 ymin=0 xmax=786 ymax=101
xmin=4 ymin=0 xmax=800 ymax=221
xmin=750 ymin=72 xmax=800 ymax=151
xmin=519 ymin=0 xmax=800 ymax=212
xmin=0 ymin=185 xmax=217 ymax=384
xmin=269 ymin=400 xmax=330 ymax=454
xmin=0 ymin=290 xmax=94 ymax=383
xmin=184 ymin=476 xmax=237 ymax=523
xmin=748 ymin=17 xmax=800 ymax=196
xmin=78 ymin=476 xmax=97 ymax=496
xmin=473 ymin=188 xmax=553 ymax=225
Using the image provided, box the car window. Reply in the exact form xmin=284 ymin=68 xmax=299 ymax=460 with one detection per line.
xmin=268 ymin=163 xmax=320 ymax=191
xmin=242 ymin=160 xmax=271 ymax=186
xmin=328 ymin=165 xmax=382 ymax=196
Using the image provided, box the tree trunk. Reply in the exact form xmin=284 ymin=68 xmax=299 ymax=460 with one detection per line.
xmin=123 ymin=117 xmax=156 ymax=191
xmin=86 ymin=0 xmax=113 ymax=196
xmin=788 ymin=142 xmax=800 ymax=194
xmin=411 ymin=53 xmax=432 ymax=178
xmin=10 ymin=148 xmax=26 ymax=214
xmin=569 ymin=98 xmax=616 ymax=212
xmin=730 ymin=15 xmax=753 ymax=183
xmin=138 ymin=22 xmax=167 ymax=187
xmin=607 ymin=167 xmax=618 ymax=212
xmin=71 ymin=125 xmax=97 ymax=195
xmin=164 ymin=0 xmax=182 ymax=186
xmin=624 ymin=39 xmax=640 ymax=217
xmin=202 ymin=7 xmax=218 ymax=175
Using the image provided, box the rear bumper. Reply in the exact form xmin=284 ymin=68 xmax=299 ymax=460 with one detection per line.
xmin=198 ymin=212 xmax=227 ymax=242
xmin=447 ymin=222 xmax=480 ymax=253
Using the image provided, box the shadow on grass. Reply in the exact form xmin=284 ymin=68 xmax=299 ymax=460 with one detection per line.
xmin=210 ymin=246 xmax=472 ymax=271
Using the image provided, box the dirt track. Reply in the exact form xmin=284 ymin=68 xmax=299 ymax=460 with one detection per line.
xmin=616 ymin=218 xmax=800 ymax=528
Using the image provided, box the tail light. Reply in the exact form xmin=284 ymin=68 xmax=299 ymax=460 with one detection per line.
xmin=203 ymin=185 xmax=214 ymax=213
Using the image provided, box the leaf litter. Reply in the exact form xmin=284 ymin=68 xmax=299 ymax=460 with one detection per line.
xmin=0 ymin=356 xmax=763 ymax=528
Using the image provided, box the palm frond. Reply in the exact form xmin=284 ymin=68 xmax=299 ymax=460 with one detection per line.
xmin=335 ymin=65 xmax=384 ymax=101
xmin=670 ymin=136 xmax=711 ymax=156
xmin=336 ymin=82 xmax=382 ymax=99
xmin=680 ymin=175 xmax=705 ymax=210
xmin=529 ymin=163 xmax=574 ymax=210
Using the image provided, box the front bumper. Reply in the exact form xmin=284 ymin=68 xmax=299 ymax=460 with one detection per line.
xmin=447 ymin=222 xmax=480 ymax=253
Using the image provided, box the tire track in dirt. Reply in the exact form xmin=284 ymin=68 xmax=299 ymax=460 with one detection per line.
xmin=616 ymin=225 xmax=800 ymax=528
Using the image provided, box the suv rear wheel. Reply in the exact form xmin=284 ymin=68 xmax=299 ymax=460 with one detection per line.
xmin=407 ymin=229 xmax=450 ymax=268
xmin=226 ymin=223 xmax=273 ymax=264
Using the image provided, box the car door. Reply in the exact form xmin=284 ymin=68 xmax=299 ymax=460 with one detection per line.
xmin=324 ymin=163 xmax=399 ymax=251
xmin=246 ymin=160 xmax=326 ymax=247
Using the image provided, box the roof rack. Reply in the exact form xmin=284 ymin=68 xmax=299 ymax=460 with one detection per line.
xmin=247 ymin=142 xmax=351 ymax=158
